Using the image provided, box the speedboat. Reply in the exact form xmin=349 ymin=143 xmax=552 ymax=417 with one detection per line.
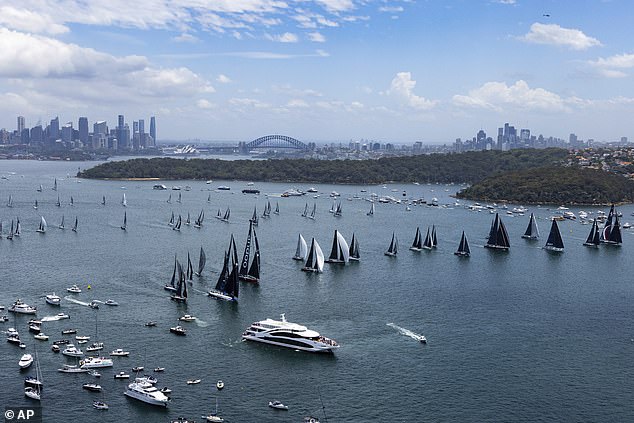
xmin=28 ymin=322 xmax=41 ymax=333
xmin=62 ymin=329 xmax=77 ymax=335
xmin=62 ymin=344 xmax=84 ymax=357
xmin=216 ymin=380 xmax=224 ymax=390
xmin=186 ymin=379 xmax=201 ymax=385
xmin=132 ymin=366 xmax=144 ymax=372
xmin=145 ymin=321 xmax=157 ymax=327
xmin=160 ymin=387 xmax=172 ymax=394
xmin=7 ymin=334 xmax=21 ymax=345
xmin=82 ymin=383 xmax=102 ymax=392
xmin=67 ymin=284 xmax=81 ymax=294
xmin=204 ymin=415 xmax=224 ymax=422
xmin=58 ymin=364 xmax=88 ymax=373
xmin=88 ymin=370 xmax=101 ymax=378
xmin=0 ymin=315 xmax=7 ymax=322
xmin=24 ymin=387 xmax=41 ymax=401
xmin=51 ymin=345 xmax=60 ymax=353
xmin=414 ymin=334 xmax=427 ymax=344
xmin=53 ymin=339 xmax=70 ymax=345
xmin=76 ymin=335 xmax=91 ymax=341
xmin=154 ymin=367 xmax=165 ymax=372
xmin=80 ymin=356 xmax=113 ymax=368
xmin=217 ymin=186 xmax=230 ymax=191
xmin=124 ymin=379 xmax=170 ymax=406
xmin=33 ymin=333 xmax=49 ymax=341
xmin=93 ymin=401 xmax=109 ymax=410
xmin=242 ymin=313 xmax=339 ymax=353
xmin=304 ymin=417 xmax=321 ymax=423
xmin=8 ymin=299 xmax=37 ymax=315
xmin=45 ymin=293 xmax=61 ymax=306
xmin=19 ymin=354 xmax=34 ymax=369
xmin=170 ymin=326 xmax=187 ymax=336
xmin=179 ymin=314 xmax=196 ymax=322
xmin=268 ymin=400 xmax=289 ymax=410
xmin=114 ymin=371 xmax=130 ymax=379
xmin=137 ymin=375 xmax=157 ymax=384
xmin=110 ymin=348 xmax=130 ymax=357
xmin=104 ymin=299 xmax=119 ymax=306
xmin=88 ymin=301 xmax=99 ymax=309
xmin=86 ymin=342 xmax=104 ymax=352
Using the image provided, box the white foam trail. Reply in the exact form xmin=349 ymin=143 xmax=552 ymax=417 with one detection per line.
xmin=41 ymin=314 xmax=69 ymax=322
xmin=64 ymin=296 xmax=91 ymax=307
xmin=194 ymin=318 xmax=209 ymax=328
xmin=387 ymin=323 xmax=426 ymax=342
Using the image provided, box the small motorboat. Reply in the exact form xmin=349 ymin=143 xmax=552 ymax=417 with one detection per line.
xmin=67 ymin=284 xmax=81 ymax=294
xmin=110 ymin=348 xmax=130 ymax=357
xmin=88 ymin=301 xmax=99 ymax=309
xmin=62 ymin=329 xmax=77 ymax=335
xmin=216 ymin=380 xmax=224 ymax=390
xmin=160 ymin=387 xmax=172 ymax=394
xmin=28 ymin=323 xmax=41 ymax=333
xmin=104 ymin=300 xmax=119 ymax=306
xmin=204 ymin=415 xmax=224 ymax=422
xmin=19 ymin=354 xmax=34 ymax=369
xmin=51 ymin=345 xmax=60 ymax=353
xmin=45 ymin=293 xmax=62 ymax=306
xmin=61 ymin=344 xmax=83 ymax=357
xmin=82 ymin=383 xmax=102 ymax=392
xmin=53 ymin=339 xmax=70 ymax=345
xmin=24 ymin=387 xmax=41 ymax=401
xmin=0 ymin=315 xmax=8 ymax=322
xmin=55 ymin=313 xmax=70 ymax=320
xmin=186 ymin=379 xmax=201 ymax=385
xmin=58 ymin=364 xmax=88 ymax=373
xmin=179 ymin=314 xmax=196 ymax=322
xmin=170 ymin=326 xmax=187 ymax=336
xmin=413 ymin=334 xmax=427 ymax=344
xmin=93 ymin=401 xmax=109 ymax=410
xmin=144 ymin=321 xmax=157 ymax=327
xmin=76 ymin=335 xmax=91 ymax=341
xmin=19 ymin=343 xmax=26 ymax=349
xmin=132 ymin=366 xmax=144 ymax=372
xmin=88 ymin=370 xmax=101 ymax=378
xmin=33 ymin=333 xmax=49 ymax=341
xmin=114 ymin=371 xmax=130 ymax=379
xmin=269 ymin=400 xmax=289 ymax=410
xmin=154 ymin=367 xmax=165 ymax=372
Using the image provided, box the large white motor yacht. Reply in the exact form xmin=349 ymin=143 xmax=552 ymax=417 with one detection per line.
xmin=124 ymin=379 xmax=170 ymax=407
xmin=80 ymin=356 xmax=113 ymax=368
xmin=242 ymin=314 xmax=339 ymax=353
xmin=61 ymin=344 xmax=84 ymax=357
xmin=19 ymin=354 xmax=34 ymax=369
xmin=8 ymin=299 xmax=37 ymax=315
xmin=45 ymin=293 xmax=61 ymax=306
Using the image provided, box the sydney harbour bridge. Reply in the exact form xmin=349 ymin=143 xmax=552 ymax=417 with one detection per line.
xmin=204 ymin=135 xmax=313 ymax=154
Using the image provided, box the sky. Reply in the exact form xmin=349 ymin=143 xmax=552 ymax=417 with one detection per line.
xmin=1 ymin=0 xmax=634 ymax=144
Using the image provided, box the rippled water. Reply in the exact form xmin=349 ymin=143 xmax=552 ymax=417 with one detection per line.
xmin=0 ymin=160 xmax=633 ymax=422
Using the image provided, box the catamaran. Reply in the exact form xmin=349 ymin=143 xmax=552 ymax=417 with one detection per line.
xmin=484 ymin=213 xmax=510 ymax=250
xmin=238 ymin=221 xmax=260 ymax=283
xmin=293 ymin=234 xmax=308 ymax=261
xmin=454 ymin=231 xmax=470 ymax=257
xmin=522 ymin=213 xmax=540 ymax=239
xmin=325 ymin=230 xmax=349 ymax=264
xmin=302 ymin=238 xmax=324 ymax=272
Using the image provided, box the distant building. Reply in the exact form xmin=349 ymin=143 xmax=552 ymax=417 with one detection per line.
xmin=17 ymin=116 xmax=25 ymax=134
xmin=149 ymin=116 xmax=156 ymax=143
xmin=78 ymin=117 xmax=88 ymax=147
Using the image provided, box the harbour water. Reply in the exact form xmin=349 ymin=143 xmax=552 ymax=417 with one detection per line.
xmin=1 ymin=159 xmax=634 ymax=422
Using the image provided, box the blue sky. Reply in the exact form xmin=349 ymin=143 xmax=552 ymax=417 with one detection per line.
xmin=1 ymin=0 xmax=634 ymax=144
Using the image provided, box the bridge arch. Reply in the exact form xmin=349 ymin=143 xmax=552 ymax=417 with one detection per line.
xmin=245 ymin=135 xmax=310 ymax=150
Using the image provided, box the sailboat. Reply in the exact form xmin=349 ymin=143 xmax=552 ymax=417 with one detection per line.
xmin=221 ymin=207 xmax=230 ymax=222
xmin=239 ymin=221 xmax=261 ymax=283
xmin=543 ymin=219 xmax=564 ymax=252
xmin=121 ymin=193 xmax=127 ymax=207
xmin=168 ymin=211 xmax=175 ymax=226
xmin=249 ymin=206 xmax=259 ymax=226
xmin=101 ymin=195 xmax=106 ymax=206
xmin=120 ymin=211 xmax=127 ymax=231
xmin=583 ymin=219 xmax=601 ymax=247
xmin=0 ymin=221 xmax=3 ymax=239
xmin=164 ymin=254 xmax=178 ymax=291
xmin=185 ymin=212 xmax=191 ymax=226
xmin=384 ymin=232 xmax=398 ymax=256
xmin=454 ymin=231 xmax=470 ymax=257
xmin=15 ymin=218 xmax=21 ymax=236
xmin=176 ymin=192 xmax=182 ymax=204
xmin=431 ymin=225 xmax=438 ymax=248
xmin=69 ymin=196 xmax=74 ymax=206
xmin=36 ymin=216 xmax=47 ymax=233
xmin=293 ymin=234 xmax=308 ymax=261
xmin=72 ymin=216 xmax=78 ymax=232
xmin=329 ymin=200 xmax=336 ymax=214
xmin=7 ymin=220 xmax=14 ymax=240
xmin=348 ymin=233 xmax=360 ymax=261
xmin=262 ymin=201 xmax=271 ymax=218
xmin=410 ymin=227 xmax=423 ymax=251
xmin=7 ymin=194 xmax=13 ymax=207
xmin=186 ymin=252 xmax=194 ymax=280
xmin=522 ymin=213 xmax=540 ymax=239
xmin=302 ymin=237 xmax=325 ymax=272
xmin=274 ymin=202 xmax=280 ymax=215
xmin=204 ymin=397 xmax=224 ymax=422
xmin=422 ymin=227 xmax=433 ymax=250
xmin=52 ymin=178 xmax=57 ymax=191
xmin=173 ymin=215 xmax=182 ymax=231
xmin=208 ymin=235 xmax=239 ymax=301
xmin=24 ymin=351 xmax=42 ymax=401
xmin=367 ymin=202 xmax=375 ymax=216
xmin=333 ymin=202 xmax=342 ymax=217
xmin=166 ymin=193 xmax=172 ymax=203
xmin=194 ymin=209 xmax=204 ymax=228
xmin=307 ymin=203 xmax=316 ymax=220
xmin=34 ymin=199 xmax=38 ymax=209
xmin=301 ymin=203 xmax=308 ymax=217
xmin=170 ymin=261 xmax=188 ymax=302
xmin=600 ymin=204 xmax=622 ymax=245
xmin=207 ymin=193 xmax=211 ymax=202
xmin=484 ymin=213 xmax=510 ymax=250
xmin=59 ymin=215 xmax=65 ymax=230
xmin=195 ymin=246 xmax=206 ymax=276
xmin=325 ymin=230 xmax=350 ymax=264
xmin=37 ymin=184 xmax=43 ymax=193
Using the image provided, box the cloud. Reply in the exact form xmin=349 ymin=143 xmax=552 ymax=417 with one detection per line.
xmin=315 ymin=0 xmax=355 ymax=12
xmin=496 ymin=0 xmax=516 ymax=4
xmin=172 ymin=33 xmax=199 ymax=43
xmin=287 ymin=99 xmax=309 ymax=108
xmin=452 ymin=80 xmax=570 ymax=113
xmin=378 ymin=6 xmax=404 ymax=13
xmin=521 ymin=23 xmax=601 ymax=50
xmin=387 ymin=72 xmax=436 ymax=110
xmin=586 ymin=53 xmax=634 ymax=78
xmin=216 ymin=74 xmax=232 ymax=84
xmin=222 ymin=50 xmax=328 ymax=59
xmin=0 ymin=6 xmax=68 ymax=34
xmin=308 ymin=32 xmax=326 ymax=42
xmin=196 ymin=99 xmax=214 ymax=109
xmin=265 ymin=32 xmax=299 ymax=43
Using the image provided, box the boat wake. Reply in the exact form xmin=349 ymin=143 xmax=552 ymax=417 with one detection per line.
xmin=64 ymin=296 xmax=92 ymax=307
xmin=41 ymin=314 xmax=69 ymax=321
xmin=387 ymin=323 xmax=426 ymax=343
xmin=194 ymin=318 xmax=209 ymax=328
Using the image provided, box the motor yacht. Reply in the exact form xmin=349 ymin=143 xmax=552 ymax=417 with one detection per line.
xmin=179 ymin=314 xmax=196 ymax=322
xmin=67 ymin=285 xmax=81 ymax=294
xmin=154 ymin=367 xmax=165 ymax=372
xmin=110 ymin=348 xmax=130 ymax=357
xmin=33 ymin=333 xmax=49 ymax=341
xmin=104 ymin=299 xmax=119 ymax=306
xmin=269 ymin=400 xmax=289 ymax=410
xmin=132 ymin=366 xmax=144 ymax=372
xmin=86 ymin=342 xmax=104 ymax=352
xmin=124 ymin=379 xmax=170 ymax=407
xmin=58 ymin=364 xmax=88 ymax=373
xmin=8 ymin=299 xmax=37 ymax=315
xmin=28 ymin=322 xmax=41 ymax=333
xmin=19 ymin=354 xmax=34 ymax=369
xmin=45 ymin=293 xmax=61 ymax=306
xmin=114 ymin=371 xmax=130 ymax=379
xmin=51 ymin=345 xmax=60 ymax=353
xmin=61 ymin=344 xmax=84 ymax=357
xmin=170 ymin=326 xmax=187 ymax=336
xmin=242 ymin=314 xmax=339 ymax=353
xmin=80 ymin=356 xmax=113 ymax=368
xmin=82 ymin=383 xmax=102 ymax=392
xmin=93 ymin=401 xmax=109 ymax=410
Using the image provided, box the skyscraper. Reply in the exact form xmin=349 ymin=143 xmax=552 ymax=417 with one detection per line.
xmin=116 ymin=114 xmax=129 ymax=150
xmin=139 ymin=119 xmax=145 ymax=134
xmin=149 ymin=116 xmax=156 ymax=144
xmin=78 ymin=117 xmax=89 ymax=146
xmin=49 ymin=116 xmax=60 ymax=144
xmin=17 ymin=116 xmax=25 ymax=134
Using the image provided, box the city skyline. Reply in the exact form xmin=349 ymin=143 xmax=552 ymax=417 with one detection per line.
xmin=1 ymin=1 xmax=634 ymax=143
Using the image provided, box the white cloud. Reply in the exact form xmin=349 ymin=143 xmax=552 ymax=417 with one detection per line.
xmin=521 ymin=23 xmax=601 ymax=50
xmin=496 ymin=0 xmax=516 ymax=4
xmin=0 ymin=6 xmax=68 ymax=34
xmin=315 ymin=0 xmax=355 ymax=12
xmin=378 ymin=6 xmax=404 ymax=13
xmin=196 ymin=99 xmax=214 ymax=109
xmin=216 ymin=74 xmax=232 ymax=84
xmin=265 ymin=32 xmax=298 ymax=43
xmin=287 ymin=99 xmax=309 ymax=108
xmin=172 ymin=33 xmax=199 ymax=43
xmin=308 ymin=32 xmax=326 ymax=42
xmin=452 ymin=80 xmax=570 ymax=113
xmin=387 ymin=72 xmax=436 ymax=111
xmin=587 ymin=53 xmax=634 ymax=78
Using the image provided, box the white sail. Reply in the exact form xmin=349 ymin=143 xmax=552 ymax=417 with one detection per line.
xmin=336 ymin=231 xmax=350 ymax=263
xmin=314 ymin=240 xmax=325 ymax=272
xmin=122 ymin=193 xmax=127 ymax=207
xmin=294 ymin=234 xmax=308 ymax=260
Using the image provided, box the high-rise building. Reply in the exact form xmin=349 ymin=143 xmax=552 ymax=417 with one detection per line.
xmin=61 ymin=122 xmax=73 ymax=143
xmin=476 ymin=129 xmax=486 ymax=150
xmin=49 ymin=116 xmax=60 ymax=143
xmin=116 ymin=115 xmax=129 ymax=150
xmin=78 ymin=117 xmax=89 ymax=146
xmin=30 ymin=125 xmax=43 ymax=144
xmin=139 ymin=119 xmax=145 ymax=134
xmin=149 ymin=116 xmax=156 ymax=144
xmin=17 ymin=116 xmax=25 ymax=134
xmin=93 ymin=121 xmax=108 ymax=136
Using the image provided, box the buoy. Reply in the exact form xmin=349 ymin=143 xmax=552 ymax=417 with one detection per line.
xmin=87 ymin=284 xmax=91 ymax=290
